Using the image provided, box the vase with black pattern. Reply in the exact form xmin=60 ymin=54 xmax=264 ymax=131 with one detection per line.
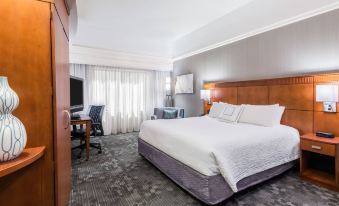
xmin=0 ymin=76 xmax=27 ymax=162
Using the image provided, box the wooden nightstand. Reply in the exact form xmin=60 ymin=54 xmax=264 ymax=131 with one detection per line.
xmin=300 ymin=133 xmax=339 ymax=191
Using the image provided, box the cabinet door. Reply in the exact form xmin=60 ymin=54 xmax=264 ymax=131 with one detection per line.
xmin=0 ymin=0 xmax=54 ymax=205
xmin=52 ymin=6 xmax=71 ymax=206
xmin=54 ymin=0 xmax=70 ymax=38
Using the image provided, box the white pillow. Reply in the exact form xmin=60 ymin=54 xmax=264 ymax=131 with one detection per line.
xmin=208 ymin=102 xmax=227 ymax=118
xmin=218 ymin=103 xmax=243 ymax=123
xmin=238 ymin=104 xmax=285 ymax=127
xmin=275 ymin=106 xmax=285 ymax=124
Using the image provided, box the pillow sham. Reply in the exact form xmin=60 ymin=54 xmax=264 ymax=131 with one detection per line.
xmin=238 ymin=104 xmax=285 ymax=127
xmin=218 ymin=103 xmax=243 ymax=123
xmin=208 ymin=102 xmax=226 ymax=118
xmin=275 ymin=106 xmax=285 ymax=124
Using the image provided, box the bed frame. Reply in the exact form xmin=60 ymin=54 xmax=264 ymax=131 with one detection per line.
xmin=139 ymin=138 xmax=295 ymax=205
xmin=139 ymin=73 xmax=339 ymax=205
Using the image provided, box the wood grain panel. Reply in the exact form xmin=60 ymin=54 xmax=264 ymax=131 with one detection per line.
xmin=301 ymin=139 xmax=336 ymax=156
xmin=203 ymin=83 xmax=215 ymax=90
xmin=314 ymin=73 xmax=339 ymax=83
xmin=0 ymin=147 xmax=45 ymax=178
xmin=215 ymin=80 xmax=268 ymax=88
xmin=266 ymin=76 xmax=314 ymax=85
xmin=52 ymin=6 xmax=71 ymax=206
xmin=203 ymin=74 xmax=339 ymax=134
xmin=237 ymin=86 xmax=268 ymax=105
xmin=54 ymin=0 xmax=69 ymax=38
xmin=301 ymin=133 xmax=339 ymax=144
xmin=0 ymin=0 xmax=54 ymax=205
xmin=204 ymin=102 xmax=212 ymax=114
xmin=0 ymin=160 xmax=43 ymax=205
xmin=269 ymin=84 xmax=313 ymax=110
xmin=314 ymin=112 xmax=339 ymax=136
xmin=281 ymin=110 xmax=313 ymax=135
xmin=212 ymin=76 xmax=314 ymax=88
xmin=211 ymin=87 xmax=237 ymax=104
xmin=64 ymin=0 xmax=76 ymax=14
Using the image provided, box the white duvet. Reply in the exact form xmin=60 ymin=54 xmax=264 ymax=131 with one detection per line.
xmin=139 ymin=116 xmax=300 ymax=192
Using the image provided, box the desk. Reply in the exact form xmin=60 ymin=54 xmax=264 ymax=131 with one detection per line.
xmin=71 ymin=115 xmax=91 ymax=160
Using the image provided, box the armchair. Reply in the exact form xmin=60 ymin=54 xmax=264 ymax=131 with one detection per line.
xmin=151 ymin=107 xmax=184 ymax=120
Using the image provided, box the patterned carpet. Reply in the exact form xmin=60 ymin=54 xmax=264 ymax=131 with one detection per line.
xmin=70 ymin=132 xmax=339 ymax=206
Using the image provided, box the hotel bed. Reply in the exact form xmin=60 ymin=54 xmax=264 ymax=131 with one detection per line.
xmin=138 ymin=116 xmax=300 ymax=205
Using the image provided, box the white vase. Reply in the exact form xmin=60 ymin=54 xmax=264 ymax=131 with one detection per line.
xmin=0 ymin=76 xmax=27 ymax=162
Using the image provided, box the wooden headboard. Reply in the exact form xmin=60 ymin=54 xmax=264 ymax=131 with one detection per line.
xmin=204 ymin=74 xmax=339 ymax=136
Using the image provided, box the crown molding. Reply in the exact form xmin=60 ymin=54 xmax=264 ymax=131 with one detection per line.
xmin=173 ymin=2 xmax=339 ymax=61
xmin=70 ymin=45 xmax=173 ymax=71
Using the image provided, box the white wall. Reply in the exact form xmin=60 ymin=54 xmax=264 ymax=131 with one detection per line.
xmin=173 ymin=9 xmax=339 ymax=117
xmin=173 ymin=0 xmax=339 ymax=59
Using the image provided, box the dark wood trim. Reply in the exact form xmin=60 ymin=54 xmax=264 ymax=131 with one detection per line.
xmin=204 ymin=73 xmax=339 ymax=136
xmin=0 ymin=147 xmax=46 ymax=178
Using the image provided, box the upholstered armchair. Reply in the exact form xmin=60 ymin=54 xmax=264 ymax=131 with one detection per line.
xmin=151 ymin=107 xmax=184 ymax=120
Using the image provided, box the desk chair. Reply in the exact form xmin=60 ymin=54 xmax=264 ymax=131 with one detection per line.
xmin=71 ymin=105 xmax=105 ymax=157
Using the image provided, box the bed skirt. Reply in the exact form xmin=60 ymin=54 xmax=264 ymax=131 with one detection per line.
xmin=138 ymin=138 xmax=295 ymax=205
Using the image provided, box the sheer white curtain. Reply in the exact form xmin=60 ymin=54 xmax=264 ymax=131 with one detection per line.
xmin=70 ymin=64 xmax=170 ymax=134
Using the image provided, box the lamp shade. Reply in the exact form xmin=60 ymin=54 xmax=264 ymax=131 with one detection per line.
xmin=316 ymin=84 xmax=338 ymax=102
xmin=200 ymin=90 xmax=211 ymax=100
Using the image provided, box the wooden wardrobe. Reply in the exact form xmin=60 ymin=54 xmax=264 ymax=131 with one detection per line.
xmin=0 ymin=0 xmax=74 ymax=205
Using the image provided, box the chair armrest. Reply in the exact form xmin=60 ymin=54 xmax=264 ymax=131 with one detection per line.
xmin=151 ymin=115 xmax=157 ymax=120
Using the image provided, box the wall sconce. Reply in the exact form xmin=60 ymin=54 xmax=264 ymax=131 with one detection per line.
xmin=200 ymin=89 xmax=211 ymax=105
xmin=316 ymin=84 xmax=338 ymax=113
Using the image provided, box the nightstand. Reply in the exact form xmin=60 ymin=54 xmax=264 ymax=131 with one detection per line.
xmin=300 ymin=133 xmax=339 ymax=191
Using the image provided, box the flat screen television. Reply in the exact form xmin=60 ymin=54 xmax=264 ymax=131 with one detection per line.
xmin=70 ymin=76 xmax=84 ymax=113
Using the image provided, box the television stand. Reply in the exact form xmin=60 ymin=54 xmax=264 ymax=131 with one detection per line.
xmin=71 ymin=113 xmax=81 ymax=120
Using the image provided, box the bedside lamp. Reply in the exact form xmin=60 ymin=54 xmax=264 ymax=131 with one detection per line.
xmin=316 ymin=84 xmax=338 ymax=113
xmin=200 ymin=90 xmax=211 ymax=105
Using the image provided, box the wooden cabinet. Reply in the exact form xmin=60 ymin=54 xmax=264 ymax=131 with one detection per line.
xmin=300 ymin=133 xmax=339 ymax=191
xmin=0 ymin=0 xmax=74 ymax=205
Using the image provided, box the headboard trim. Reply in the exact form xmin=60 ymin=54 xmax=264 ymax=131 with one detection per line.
xmin=203 ymin=73 xmax=339 ymax=136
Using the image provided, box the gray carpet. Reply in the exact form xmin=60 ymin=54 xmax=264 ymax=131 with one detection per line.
xmin=70 ymin=132 xmax=339 ymax=206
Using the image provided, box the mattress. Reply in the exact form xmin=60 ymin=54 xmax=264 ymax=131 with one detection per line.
xmin=138 ymin=138 xmax=296 ymax=205
xmin=139 ymin=116 xmax=300 ymax=191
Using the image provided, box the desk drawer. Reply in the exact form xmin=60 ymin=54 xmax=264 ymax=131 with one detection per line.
xmin=301 ymin=139 xmax=336 ymax=156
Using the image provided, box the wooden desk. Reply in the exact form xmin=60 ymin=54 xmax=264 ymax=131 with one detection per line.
xmin=71 ymin=115 xmax=92 ymax=160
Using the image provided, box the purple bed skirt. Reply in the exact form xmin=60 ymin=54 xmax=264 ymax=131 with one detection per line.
xmin=138 ymin=138 xmax=295 ymax=205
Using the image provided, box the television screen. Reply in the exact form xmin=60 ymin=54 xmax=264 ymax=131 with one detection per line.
xmin=70 ymin=76 xmax=84 ymax=112
xmin=175 ymin=74 xmax=193 ymax=94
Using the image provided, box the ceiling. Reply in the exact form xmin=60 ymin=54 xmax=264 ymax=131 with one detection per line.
xmin=70 ymin=0 xmax=339 ymax=63
xmin=71 ymin=0 xmax=254 ymax=57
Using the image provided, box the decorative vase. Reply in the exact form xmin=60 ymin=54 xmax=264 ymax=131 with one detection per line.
xmin=0 ymin=76 xmax=27 ymax=162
